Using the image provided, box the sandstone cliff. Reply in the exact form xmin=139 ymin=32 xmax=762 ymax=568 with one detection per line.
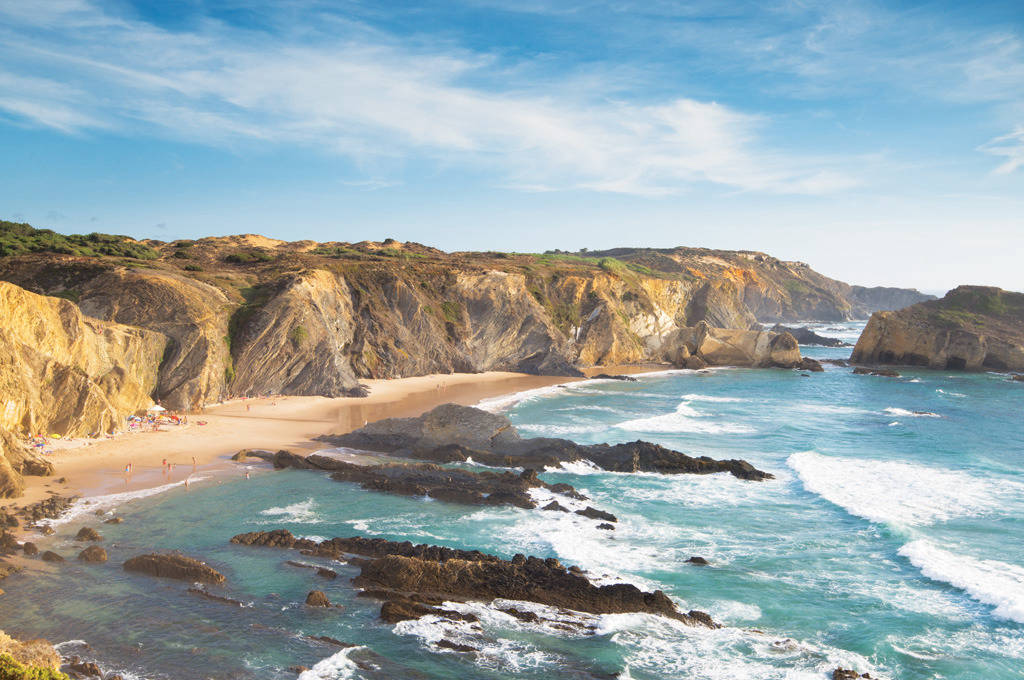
xmin=852 ymin=286 xmax=1024 ymax=371
xmin=0 ymin=281 xmax=165 ymax=495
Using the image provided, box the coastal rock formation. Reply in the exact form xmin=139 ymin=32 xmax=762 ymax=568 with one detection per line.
xmin=304 ymin=590 xmax=331 ymax=607
xmin=659 ymin=322 xmax=805 ymax=369
xmin=323 ymin=404 xmax=772 ymax=480
xmin=354 ymin=553 xmax=705 ymax=622
xmin=852 ymin=286 xmax=1024 ymax=371
xmin=77 ymin=546 xmax=107 ymax=563
xmin=123 ymin=553 xmax=225 ymax=584
xmin=229 ymin=270 xmax=366 ymax=398
xmin=0 ymin=224 xmax=928 ymax=416
xmin=319 ymin=460 xmax=588 ymax=511
xmin=847 ymin=285 xmax=934 ymax=316
xmin=0 ymin=282 xmax=163 ymax=495
xmin=768 ymin=324 xmax=851 ymax=347
xmin=230 ymin=529 xmax=715 ymax=626
xmin=0 ymin=630 xmax=62 ymax=673
xmin=74 ymin=527 xmax=101 ymax=542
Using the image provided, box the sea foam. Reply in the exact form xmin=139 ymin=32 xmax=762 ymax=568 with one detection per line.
xmin=787 ymin=451 xmax=999 ymax=527
xmin=616 ymin=400 xmax=753 ymax=435
xmin=297 ymin=646 xmax=365 ymax=680
xmin=899 ymin=539 xmax=1024 ymax=623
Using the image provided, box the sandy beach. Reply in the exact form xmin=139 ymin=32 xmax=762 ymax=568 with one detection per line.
xmin=9 ymin=366 xmax=663 ymax=519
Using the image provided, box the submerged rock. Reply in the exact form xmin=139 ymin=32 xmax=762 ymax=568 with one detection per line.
xmin=40 ymin=550 xmax=64 ymax=563
xmin=123 ymin=553 xmax=225 ymax=584
xmin=686 ymin=556 xmax=709 ymax=566
xmin=322 ymin=404 xmax=772 ymax=481
xmin=832 ymin=669 xmax=872 ymax=680
xmin=575 ymin=507 xmax=617 ymax=522
xmin=77 ymin=546 xmax=107 ymax=563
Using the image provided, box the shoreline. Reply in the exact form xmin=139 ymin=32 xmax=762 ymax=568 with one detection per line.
xmin=8 ymin=364 xmax=667 ymax=529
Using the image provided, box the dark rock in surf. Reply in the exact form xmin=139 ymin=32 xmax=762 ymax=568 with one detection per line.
xmin=542 ymin=501 xmax=569 ymax=512
xmin=75 ymin=526 xmax=102 ymax=542
xmin=852 ymin=367 xmax=901 ymax=377
xmin=575 ymin=506 xmax=617 ymax=522
xmin=436 ymin=639 xmax=478 ymax=652
xmin=596 ymin=523 xmax=615 ymax=530
xmin=305 ymin=590 xmax=331 ymax=607
xmin=320 ymin=404 xmax=772 ymax=481
xmin=592 ymin=374 xmax=638 ymax=382
xmin=22 ymin=541 xmax=38 ymax=556
xmin=232 ymin=529 xmax=716 ymax=626
xmin=832 ymin=669 xmax=872 ymax=680
xmin=686 ymin=556 xmax=709 ymax=566
xmin=41 ymin=550 xmax=64 ymax=563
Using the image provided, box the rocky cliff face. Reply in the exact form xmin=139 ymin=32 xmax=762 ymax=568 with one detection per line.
xmin=0 ymin=281 xmax=165 ymax=495
xmin=852 ymin=286 xmax=1024 ymax=371
xmin=847 ymin=285 xmax=935 ymax=316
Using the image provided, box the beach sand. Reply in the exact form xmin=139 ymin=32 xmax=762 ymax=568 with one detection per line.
xmin=9 ymin=366 xmax=664 ymax=517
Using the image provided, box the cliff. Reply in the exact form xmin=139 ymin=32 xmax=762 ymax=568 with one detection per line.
xmin=0 ymin=225 xmax=925 ymax=405
xmin=0 ymin=281 xmax=165 ymax=495
xmin=852 ymin=286 xmax=1024 ymax=371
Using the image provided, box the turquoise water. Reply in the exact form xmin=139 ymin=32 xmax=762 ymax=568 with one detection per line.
xmin=3 ymin=321 xmax=1024 ymax=679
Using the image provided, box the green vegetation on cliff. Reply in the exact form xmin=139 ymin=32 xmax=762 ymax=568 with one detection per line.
xmin=0 ymin=221 xmax=158 ymax=260
xmin=0 ymin=655 xmax=69 ymax=680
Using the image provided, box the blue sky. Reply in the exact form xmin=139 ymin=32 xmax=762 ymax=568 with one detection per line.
xmin=1 ymin=0 xmax=1022 ymax=291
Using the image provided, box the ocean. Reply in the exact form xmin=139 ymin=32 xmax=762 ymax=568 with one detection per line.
xmin=3 ymin=320 xmax=1023 ymax=679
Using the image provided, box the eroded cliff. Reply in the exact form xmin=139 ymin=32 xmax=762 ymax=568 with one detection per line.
xmin=852 ymin=286 xmax=1024 ymax=371
xmin=0 ymin=281 xmax=165 ymax=495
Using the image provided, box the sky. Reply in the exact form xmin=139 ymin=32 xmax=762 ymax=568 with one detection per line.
xmin=1 ymin=1 xmax=1022 ymax=292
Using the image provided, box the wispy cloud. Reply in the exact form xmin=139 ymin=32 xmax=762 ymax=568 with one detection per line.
xmin=980 ymin=127 xmax=1024 ymax=175
xmin=0 ymin=0 xmax=858 ymax=196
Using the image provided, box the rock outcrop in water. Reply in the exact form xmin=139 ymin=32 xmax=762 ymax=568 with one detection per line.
xmin=852 ymin=286 xmax=1024 ymax=371
xmin=322 ymin=404 xmax=773 ymax=480
xmin=230 ymin=529 xmax=715 ymax=626
xmin=123 ymin=553 xmax=225 ymax=584
xmin=768 ymin=324 xmax=852 ymax=347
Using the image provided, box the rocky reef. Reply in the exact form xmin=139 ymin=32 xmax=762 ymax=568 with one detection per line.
xmin=852 ymin=286 xmax=1024 ymax=371
xmin=230 ymin=529 xmax=715 ymax=626
xmin=321 ymin=403 xmax=772 ymax=480
xmin=123 ymin=553 xmax=225 ymax=584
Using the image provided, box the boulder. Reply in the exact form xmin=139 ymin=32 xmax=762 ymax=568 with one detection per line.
xmin=832 ymin=669 xmax=872 ymax=680
xmin=22 ymin=542 xmax=38 ymax=556
xmin=541 ymin=501 xmax=569 ymax=513
xmin=41 ymin=550 xmax=64 ymax=563
xmin=123 ymin=553 xmax=225 ymax=584
xmin=103 ymin=517 xmax=123 ymax=525
xmin=78 ymin=546 xmax=108 ymax=563
xmin=305 ymin=590 xmax=331 ymax=607
xmin=686 ymin=556 xmax=709 ymax=566
xmin=575 ymin=506 xmax=617 ymax=522
xmin=74 ymin=527 xmax=102 ymax=542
